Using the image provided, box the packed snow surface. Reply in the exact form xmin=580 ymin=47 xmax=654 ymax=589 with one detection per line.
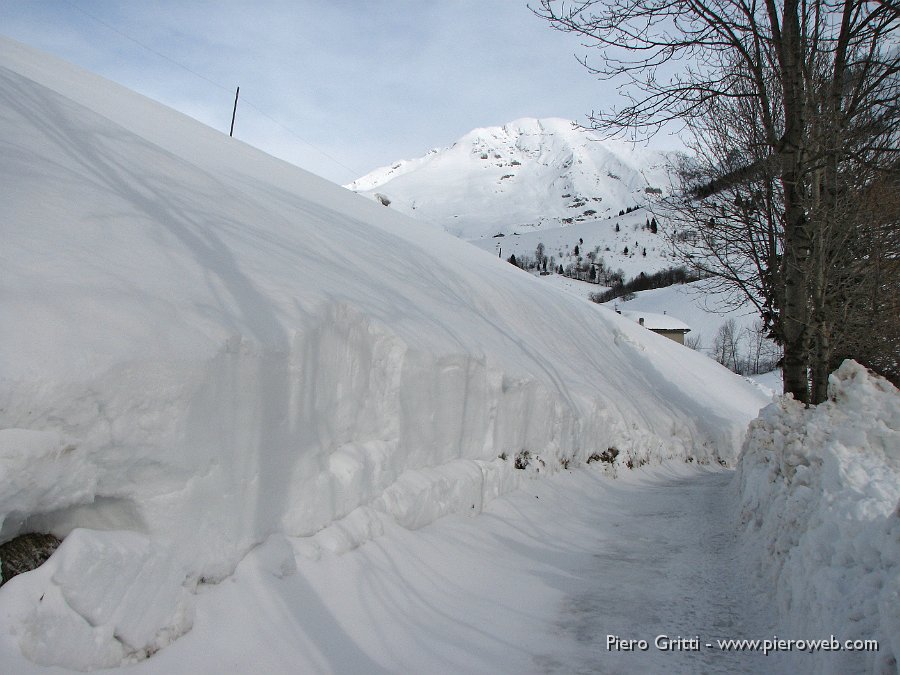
xmin=0 ymin=37 xmax=767 ymax=668
xmin=735 ymin=361 xmax=900 ymax=674
xmin=3 ymin=462 xmax=802 ymax=675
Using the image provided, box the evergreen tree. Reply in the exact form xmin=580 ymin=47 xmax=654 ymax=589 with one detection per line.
xmin=507 ymin=254 xmax=518 ymax=267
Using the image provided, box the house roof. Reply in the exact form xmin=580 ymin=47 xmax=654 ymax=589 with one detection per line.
xmin=619 ymin=310 xmax=691 ymax=332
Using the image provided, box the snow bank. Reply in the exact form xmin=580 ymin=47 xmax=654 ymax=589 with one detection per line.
xmin=5 ymin=530 xmax=193 ymax=669
xmin=0 ymin=37 xmax=768 ymax=668
xmin=735 ymin=361 xmax=899 ymax=674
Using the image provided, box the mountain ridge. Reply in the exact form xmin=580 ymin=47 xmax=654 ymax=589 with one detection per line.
xmin=346 ymin=117 xmax=674 ymax=239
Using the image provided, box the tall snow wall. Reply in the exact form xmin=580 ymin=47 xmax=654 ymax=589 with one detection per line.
xmin=0 ymin=38 xmax=768 ymax=667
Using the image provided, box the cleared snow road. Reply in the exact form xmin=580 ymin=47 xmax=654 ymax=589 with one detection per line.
xmin=535 ymin=467 xmax=790 ymax=674
xmin=125 ymin=463 xmax=797 ymax=675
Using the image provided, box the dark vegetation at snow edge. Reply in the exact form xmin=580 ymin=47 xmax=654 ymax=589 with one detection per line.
xmin=0 ymin=533 xmax=61 ymax=586
xmin=498 ymin=445 xmax=723 ymax=471
xmin=589 ymin=266 xmax=703 ymax=304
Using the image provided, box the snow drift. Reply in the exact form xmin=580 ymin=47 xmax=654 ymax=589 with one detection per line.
xmin=735 ymin=361 xmax=899 ymax=674
xmin=0 ymin=37 xmax=766 ymax=668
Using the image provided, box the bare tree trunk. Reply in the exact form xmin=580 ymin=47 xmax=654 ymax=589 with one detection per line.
xmin=775 ymin=0 xmax=811 ymax=403
xmin=781 ymin=182 xmax=811 ymax=403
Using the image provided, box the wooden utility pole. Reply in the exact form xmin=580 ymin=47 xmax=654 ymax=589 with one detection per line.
xmin=229 ymin=86 xmax=240 ymax=137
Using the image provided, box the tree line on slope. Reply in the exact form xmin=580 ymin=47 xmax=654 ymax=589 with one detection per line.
xmin=589 ymin=266 xmax=702 ymax=304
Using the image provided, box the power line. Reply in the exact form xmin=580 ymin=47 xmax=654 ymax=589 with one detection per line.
xmin=61 ymin=0 xmax=365 ymax=182
xmin=62 ymin=0 xmax=231 ymax=94
xmin=237 ymin=99 xmax=364 ymax=180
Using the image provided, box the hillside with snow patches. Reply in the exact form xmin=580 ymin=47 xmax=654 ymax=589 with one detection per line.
xmin=469 ymin=204 xmax=676 ymax=279
xmin=346 ymin=114 xmax=786 ymax=377
xmin=0 ymin=38 xmax=771 ymax=669
xmin=346 ymin=118 xmax=672 ymax=240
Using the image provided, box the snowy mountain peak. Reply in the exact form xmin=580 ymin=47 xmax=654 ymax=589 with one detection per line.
xmin=346 ymin=117 xmax=673 ymax=239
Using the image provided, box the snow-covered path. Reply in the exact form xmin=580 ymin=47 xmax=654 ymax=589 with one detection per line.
xmin=116 ymin=464 xmax=793 ymax=675
xmin=539 ymin=468 xmax=787 ymax=674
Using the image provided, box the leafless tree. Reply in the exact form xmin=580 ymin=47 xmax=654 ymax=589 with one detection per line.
xmin=684 ymin=331 xmax=704 ymax=351
xmin=746 ymin=319 xmax=783 ymax=375
xmin=713 ymin=318 xmax=742 ymax=371
xmin=533 ymin=0 xmax=900 ymax=403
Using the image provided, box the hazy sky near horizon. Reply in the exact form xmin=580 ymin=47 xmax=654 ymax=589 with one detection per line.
xmin=1 ymin=1 xmax=682 ymax=183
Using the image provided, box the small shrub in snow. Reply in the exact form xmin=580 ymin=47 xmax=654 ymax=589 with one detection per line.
xmin=0 ymin=532 xmax=61 ymax=586
xmin=514 ymin=450 xmax=531 ymax=470
xmin=599 ymin=447 xmax=619 ymax=463
xmin=587 ymin=448 xmax=619 ymax=465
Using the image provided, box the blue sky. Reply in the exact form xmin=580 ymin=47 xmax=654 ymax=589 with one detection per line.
xmin=1 ymin=1 xmax=681 ymax=183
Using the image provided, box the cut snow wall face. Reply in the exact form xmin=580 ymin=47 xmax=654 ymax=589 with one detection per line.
xmin=2 ymin=302 xmax=704 ymax=578
xmin=1 ymin=300 xmax=723 ymax=670
xmin=6 ymin=529 xmax=194 ymax=670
